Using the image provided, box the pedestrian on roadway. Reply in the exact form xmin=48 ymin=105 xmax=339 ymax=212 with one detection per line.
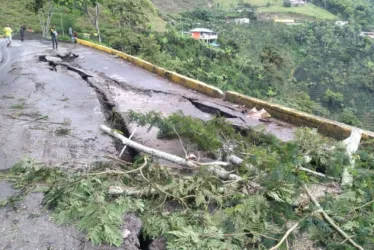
xmin=50 ymin=25 xmax=58 ymax=50
xmin=20 ymin=25 xmax=26 ymax=42
xmin=73 ymin=31 xmax=78 ymax=47
xmin=69 ymin=26 xmax=73 ymax=39
xmin=4 ymin=24 xmax=13 ymax=47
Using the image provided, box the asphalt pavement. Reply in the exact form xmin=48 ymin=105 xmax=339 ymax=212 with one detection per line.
xmin=0 ymin=39 xmax=296 ymax=249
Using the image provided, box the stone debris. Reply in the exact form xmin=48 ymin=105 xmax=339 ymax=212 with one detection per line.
xmin=247 ymin=108 xmax=271 ymax=119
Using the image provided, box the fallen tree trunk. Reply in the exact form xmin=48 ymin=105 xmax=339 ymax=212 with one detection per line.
xmin=101 ymin=125 xmax=198 ymax=169
xmin=100 ymin=125 xmax=242 ymax=181
xmin=303 ymin=183 xmax=364 ymax=250
xmin=228 ymin=155 xmax=243 ymax=165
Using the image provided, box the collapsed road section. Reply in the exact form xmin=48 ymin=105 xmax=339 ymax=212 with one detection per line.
xmin=0 ymin=41 xmax=295 ymax=249
xmin=39 ymin=48 xmax=296 ymax=165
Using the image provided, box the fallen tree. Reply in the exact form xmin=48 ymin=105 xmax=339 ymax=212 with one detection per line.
xmin=100 ymin=125 xmax=243 ymax=181
xmin=1 ymin=113 xmax=372 ymax=249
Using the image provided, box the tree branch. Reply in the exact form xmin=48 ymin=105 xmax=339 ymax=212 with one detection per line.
xmin=269 ymin=220 xmax=302 ymax=250
xmin=100 ymin=125 xmax=242 ymax=181
xmin=84 ymin=3 xmax=95 ymax=24
xmin=85 ymin=157 xmax=148 ymax=177
xmin=302 ymin=183 xmax=364 ymax=250
xmin=298 ymin=166 xmax=336 ymax=180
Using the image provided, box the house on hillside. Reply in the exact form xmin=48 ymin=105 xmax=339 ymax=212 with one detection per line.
xmin=289 ymin=0 xmax=306 ymax=6
xmin=226 ymin=18 xmax=250 ymax=25
xmin=235 ymin=18 xmax=250 ymax=24
xmin=273 ymin=18 xmax=296 ymax=25
xmin=335 ymin=21 xmax=349 ymax=27
xmin=360 ymin=32 xmax=374 ymax=39
xmin=190 ymin=28 xmax=218 ymax=45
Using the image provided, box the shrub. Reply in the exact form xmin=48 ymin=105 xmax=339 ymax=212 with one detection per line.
xmin=283 ymin=0 xmax=292 ymax=7
xmin=324 ymin=89 xmax=344 ymax=108
xmin=339 ymin=108 xmax=362 ymax=126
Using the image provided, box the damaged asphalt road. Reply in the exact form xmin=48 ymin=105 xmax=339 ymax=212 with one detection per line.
xmin=0 ymin=39 xmax=295 ymax=249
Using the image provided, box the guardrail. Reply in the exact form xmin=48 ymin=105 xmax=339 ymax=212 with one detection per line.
xmin=77 ymin=39 xmax=224 ymax=99
xmin=76 ymin=39 xmax=374 ymax=141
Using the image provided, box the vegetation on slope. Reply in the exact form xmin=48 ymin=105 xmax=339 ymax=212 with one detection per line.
xmin=103 ymin=7 xmax=373 ymax=129
xmin=0 ymin=0 xmax=166 ymax=35
xmin=1 ymin=112 xmax=374 ymax=249
xmin=152 ymin=0 xmax=337 ymax=20
xmin=257 ymin=4 xmax=337 ymax=20
xmin=2 ymin=1 xmax=374 ymax=249
xmin=2 ymin=0 xmax=373 ymax=128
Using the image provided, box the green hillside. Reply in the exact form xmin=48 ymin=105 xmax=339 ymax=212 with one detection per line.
xmin=153 ymin=0 xmax=337 ymax=20
xmin=0 ymin=0 xmax=39 ymax=31
xmin=0 ymin=0 xmax=166 ymax=35
xmin=258 ymin=4 xmax=337 ymax=20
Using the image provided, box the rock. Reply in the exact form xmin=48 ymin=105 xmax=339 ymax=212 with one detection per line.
xmin=247 ymin=108 xmax=271 ymax=119
xmin=45 ymin=56 xmax=63 ymax=63
xmin=149 ymin=237 xmax=167 ymax=250
xmin=121 ymin=213 xmax=142 ymax=250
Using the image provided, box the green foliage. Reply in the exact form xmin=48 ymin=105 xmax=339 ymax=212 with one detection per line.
xmin=54 ymin=127 xmax=71 ymax=136
xmin=107 ymin=0 xmax=155 ymax=28
xmin=339 ymin=108 xmax=363 ymax=126
xmin=324 ymin=89 xmax=344 ymax=108
xmin=283 ymin=0 xmax=292 ymax=8
xmin=1 ymin=112 xmax=373 ymax=249
xmin=294 ymin=128 xmax=348 ymax=177
xmin=129 ymin=111 xmax=237 ymax=151
xmin=313 ymin=0 xmax=374 ymax=28
xmin=10 ymin=102 xmax=26 ymax=110
xmin=275 ymin=92 xmax=330 ymax=117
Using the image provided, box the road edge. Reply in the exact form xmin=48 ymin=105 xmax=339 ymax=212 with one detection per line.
xmin=225 ymin=91 xmax=374 ymax=140
xmin=76 ymin=39 xmax=374 ymax=141
xmin=76 ymin=39 xmax=224 ymax=99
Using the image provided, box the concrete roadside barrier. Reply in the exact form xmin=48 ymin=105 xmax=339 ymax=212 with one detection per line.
xmin=225 ymin=91 xmax=374 ymax=140
xmin=76 ymin=39 xmax=374 ymax=140
xmin=76 ymin=39 xmax=224 ymax=98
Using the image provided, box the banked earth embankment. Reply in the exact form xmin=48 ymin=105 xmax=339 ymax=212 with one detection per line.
xmin=77 ymin=39 xmax=374 ymax=141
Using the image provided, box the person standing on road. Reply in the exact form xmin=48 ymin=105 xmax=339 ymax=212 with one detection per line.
xmin=20 ymin=25 xmax=26 ymax=42
xmin=4 ymin=24 xmax=13 ymax=47
xmin=73 ymin=31 xmax=78 ymax=47
xmin=50 ymin=25 xmax=58 ymax=50
xmin=69 ymin=26 xmax=73 ymax=39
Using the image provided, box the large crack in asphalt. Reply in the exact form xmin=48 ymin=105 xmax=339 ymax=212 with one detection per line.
xmin=40 ymin=53 xmax=251 ymax=147
xmin=103 ymin=73 xmax=245 ymax=121
xmin=39 ymin=54 xmax=136 ymax=162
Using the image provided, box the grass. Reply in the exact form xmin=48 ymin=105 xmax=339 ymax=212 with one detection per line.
xmin=213 ymin=0 xmax=283 ymax=9
xmin=213 ymin=0 xmax=336 ymax=20
xmin=0 ymin=0 xmax=40 ymax=32
xmin=54 ymin=127 xmax=71 ymax=136
xmin=258 ymin=4 xmax=337 ymax=20
xmin=10 ymin=103 xmax=26 ymax=110
xmin=0 ymin=0 xmax=166 ymax=36
xmin=153 ymin=0 xmax=335 ymax=21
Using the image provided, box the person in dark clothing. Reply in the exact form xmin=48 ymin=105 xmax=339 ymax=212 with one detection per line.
xmin=73 ymin=31 xmax=78 ymax=48
xmin=20 ymin=25 xmax=26 ymax=41
xmin=50 ymin=25 xmax=58 ymax=50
